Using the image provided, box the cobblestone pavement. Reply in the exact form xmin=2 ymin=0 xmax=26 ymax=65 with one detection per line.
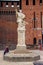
xmin=0 ymin=50 xmax=43 ymax=65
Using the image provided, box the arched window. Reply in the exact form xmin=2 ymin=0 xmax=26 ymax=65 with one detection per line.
xmin=17 ymin=1 xmax=19 ymax=5
xmin=40 ymin=12 xmax=42 ymax=28
xmin=6 ymin=2 xmax=8 ymax=5
xmin=6 ymin=2 xmax=8 ymax=7
xmin=26 ymin=0 xmax=29 ymax=5
xmin=40 ymin=0 xmax=42 ymax=3
xmin=11 ymin=2 xmax=14 ymax=5
xmin=20 ymin=0 xmax=22 ymax=9
xmin=34 ymin=12 xmax=36 ymax=28
xmin=11 ymin=2 xmax=14 ymax=7
xmin=33 ymin=0 xmax=35 ymax=5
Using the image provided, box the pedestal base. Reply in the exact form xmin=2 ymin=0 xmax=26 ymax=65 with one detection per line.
xmin=4 ymin=48 xmax=40 ymax=62
xmin=17 ymin=46 xmax=26 ymax=50
xmin=17 ymin=44 xmax=26 ymax=50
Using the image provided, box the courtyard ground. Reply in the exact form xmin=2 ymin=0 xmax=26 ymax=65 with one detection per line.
xmin=0 ymin=50 xmax=43 ymax=65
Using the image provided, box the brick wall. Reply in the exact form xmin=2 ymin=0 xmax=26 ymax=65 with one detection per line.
xmin=0 ymin=2 xmax=19 ymax=49
xmin=0 ymin=0 xmax=43 ymax=49
xmin=22 ymin=0 xmax=43 ymax=45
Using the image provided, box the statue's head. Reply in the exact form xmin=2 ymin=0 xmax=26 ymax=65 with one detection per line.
xmin=19 ymin=10 xmax=22 ymax=13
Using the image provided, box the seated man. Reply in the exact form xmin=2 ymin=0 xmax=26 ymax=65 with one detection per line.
xmin=4 ymin=46 xmax=9 ymax=55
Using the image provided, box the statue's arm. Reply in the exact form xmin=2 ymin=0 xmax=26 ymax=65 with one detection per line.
xmin=15 ymin=9 xmax=18 ymax=18
xmin=16 ymin=9 xmax=18 ymax=15
xmin=22 ymin=14 xmax=25 ymax=19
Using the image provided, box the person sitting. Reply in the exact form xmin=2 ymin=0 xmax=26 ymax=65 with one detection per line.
xmin=4 ymin=46 xmax=9 ymax=55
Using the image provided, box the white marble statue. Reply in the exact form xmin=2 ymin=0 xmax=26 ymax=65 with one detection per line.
xmin=16 ymin=9 xmax=25 ymax=30
xmin=16 ymin=9 xmax=26 ymax=47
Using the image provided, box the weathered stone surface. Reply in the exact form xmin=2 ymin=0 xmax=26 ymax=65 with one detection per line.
xmin=3 ymin=49 xmax=40 ymax=62
xmin=33 ymin=61 xmax=43 ymax=65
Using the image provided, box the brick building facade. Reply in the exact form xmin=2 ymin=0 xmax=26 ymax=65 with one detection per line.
xmin=22 ymin=0 xmax=43 ymax=46
xmin=0 ymin=0 xmax=43 ymax=49
xmin=0 ymin=0 xmax=20 ymax=49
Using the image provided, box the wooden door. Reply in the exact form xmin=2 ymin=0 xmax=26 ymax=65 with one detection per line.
xmin=0 ymin=13 xmax=18 ymax=50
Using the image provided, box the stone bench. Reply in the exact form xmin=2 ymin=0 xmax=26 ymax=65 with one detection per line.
xmin=33 ymin=61 xmax=43 ymax=65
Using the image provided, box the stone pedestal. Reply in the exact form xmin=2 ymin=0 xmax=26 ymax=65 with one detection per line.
xmin=17 ymin=21 xmax=26 ymax=48
xmin=4 ymin=50 xmax=40 ymax=61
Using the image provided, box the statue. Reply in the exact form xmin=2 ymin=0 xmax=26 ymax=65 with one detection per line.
xmin=16 ymin=9 xmax=26 ymax=47
xmin=16 ymin=9 xmax=25 ymax=30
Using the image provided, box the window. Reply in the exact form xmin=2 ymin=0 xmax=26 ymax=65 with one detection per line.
xmin=17 ymin=1 xmax=20 ymax=7
xmin=33 ymin=0 xmax=35 ymax=5
xmin=11 ymin=2 xmax=14 ymax=7
xmin=9 ymin=11 xmax=10 ymax=14
xmin=0 ymin=11 xmax=16 ymax=15
xmin=6 ymin=11 xmax=8 ymax=14
xmin=10 ymin=11 xmax=12 ymax=14
xmin=1 ymin=11 xmax=3 ymax=14
xmin=40 ymin=0 xmax=42 ymax=3
xmin=41 ymin=12 xmax=42 ymax=28
xmin=33 ymin=38 xmax=37 ymax=45
xmin=26 ymin=0 xmax=29 ymax=5
xmin=6 ymin=2 xmax=8 ymax=7
xmin=17 ymin=2 xmax=19 ymax=5
xmin=34 ymin=12 xmax=35 ymax=28
xmin=4 ymin=11 xmax=5 ymax=14
xmin=6 ymin=2 xmax=8 ymax=5
xmin=11 ymin=2 xmax=14 ymax=5
xmin=0 ymin=11 xmax=3 ymax=15
xmin=0 ymin=11 xmax=1 ymax=14
xmin=20 ymin=0 xmax=22 ymax=9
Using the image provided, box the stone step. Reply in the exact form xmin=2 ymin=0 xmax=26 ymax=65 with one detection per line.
xmin=3 ymin=50 xmax=40 ymax=62
xmin=17 ymin=46 xmax=26 ymax=50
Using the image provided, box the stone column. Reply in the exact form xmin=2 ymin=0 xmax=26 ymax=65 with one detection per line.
xmin=17 ymin=21 xmax=26 ymax=47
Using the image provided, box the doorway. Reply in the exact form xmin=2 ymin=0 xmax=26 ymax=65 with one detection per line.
xmin=33 ymin=38 xmax=37 ymax=45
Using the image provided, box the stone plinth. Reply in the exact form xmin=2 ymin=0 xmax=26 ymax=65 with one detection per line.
xmin=33 ymin=61 xmax=43 ymax=65
xmin=17 ymin=28 xmax=26 ymax=47
xmin=17 ymin=21 xmax=26 ymax=47
xmin=4 ymin=49 xmax=40 ymax=62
